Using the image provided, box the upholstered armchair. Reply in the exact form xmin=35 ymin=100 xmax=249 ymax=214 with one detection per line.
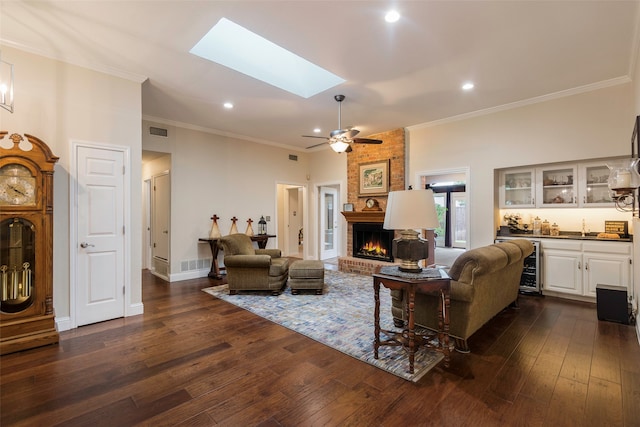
xmin=218 ymin=234 xmax=289 ymax=295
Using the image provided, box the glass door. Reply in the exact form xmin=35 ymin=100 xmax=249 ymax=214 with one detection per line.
xmin=536 ymin=165 xmax=577 ymax=207
xmin=580 ymin=162 xmax=613 ymax=207
xmin=451 ymin=193 xmax=467 ymax=248
xmin=320 ymin=187 xmax=338 ymax=259
xmin=499 ymin=168 xmax=535 ymax=208
xmin=433 ymin=193 xmax=446 ymax=247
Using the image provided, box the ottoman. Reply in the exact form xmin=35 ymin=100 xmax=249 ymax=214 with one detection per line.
xmin=289 ymin=260 xmax=325 ymax=295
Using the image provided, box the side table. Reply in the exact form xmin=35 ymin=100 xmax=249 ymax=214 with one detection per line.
xmin=373 ymin=266 xmax=451 ymax=374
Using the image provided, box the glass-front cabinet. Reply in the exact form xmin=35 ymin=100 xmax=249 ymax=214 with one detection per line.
xmin=579 ymin=162 xmax=613 ymax=207
xmin=536 ymin=165 xmax=578 ymax=207
xmin=499 ymin=168 xmax=535 ymax=208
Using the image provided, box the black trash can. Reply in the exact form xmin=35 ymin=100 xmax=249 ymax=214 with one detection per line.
xmin=596 ymin=284 xmax=630 ymax=325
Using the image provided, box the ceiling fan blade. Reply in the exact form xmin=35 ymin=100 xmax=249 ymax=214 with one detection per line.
xmin=352 ymin=138 xmax=383 ymax=144
xmin=306 ymin=141 xmax=328 ymax=149
xmin=345 ymin=144 xmax=353 ymax=153
xmin=302 ymin=135 xmax=329 ymax=140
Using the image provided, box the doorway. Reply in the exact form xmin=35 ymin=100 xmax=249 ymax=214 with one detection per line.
xmin=277 ymin=183 xmax=306 ymax=258
xmin=151 ymin=171 xmax=170 ymax=279
xmin=420 ymin=170 xmax=468 ymax=249
xmin=320 ymin=186 xmax=339 ymax=260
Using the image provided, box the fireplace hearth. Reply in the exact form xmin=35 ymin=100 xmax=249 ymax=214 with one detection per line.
xmin=353 ymin=223 xmax=394 ymax=263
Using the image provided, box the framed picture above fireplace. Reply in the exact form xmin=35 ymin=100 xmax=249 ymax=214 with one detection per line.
xmin=359 ymin=159 xmax=390 ymax=196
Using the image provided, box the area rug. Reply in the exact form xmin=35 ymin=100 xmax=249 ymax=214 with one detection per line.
xmin=201 ymin=269 xmax=443 ymax=382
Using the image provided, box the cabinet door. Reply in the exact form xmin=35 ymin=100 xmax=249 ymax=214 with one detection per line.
xmin=543 ymin=249 xmax=582 ymax=295
xmin=579 ymin=162 xmax=613 ymax=207
xmin=583 ymin=254 xmax=631 ymax=298
xmin=499 ymin=168 xmax=535 ymax=208
xmin=536 ymin=166 xmax=578 ymax=207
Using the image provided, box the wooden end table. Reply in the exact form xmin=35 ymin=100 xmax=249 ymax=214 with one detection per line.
xmin=373 ymin=266 xmax=451 ymax=374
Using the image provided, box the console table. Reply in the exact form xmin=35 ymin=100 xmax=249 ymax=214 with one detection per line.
xmin=373 ymin=266 xmax=450 ymax=374
xmin=198 ymin=234 xmax=276 ymax=279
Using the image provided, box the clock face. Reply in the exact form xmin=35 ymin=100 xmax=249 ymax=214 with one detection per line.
xmin=366 ymin=198 xmax=376 ymax=208
xmin=0 ymin=164 xmax=37 ymax=206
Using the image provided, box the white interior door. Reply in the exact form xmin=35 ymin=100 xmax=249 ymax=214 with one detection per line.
xmin=320 ymin=187 xmax=338 ymax=259
xmin=152 ymin=172 xmax=170 ymax=261
xmin=143 ymin=179 xmax=151 ymax=269
xmin=75 ymin=145 xmax=125 ymax=326
xmin=451 ymin=192 xmax=467 ymax=248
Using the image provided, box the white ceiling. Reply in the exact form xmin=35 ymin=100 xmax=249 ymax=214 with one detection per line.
xmin=1 ymin=1 xmax=639 ymax=151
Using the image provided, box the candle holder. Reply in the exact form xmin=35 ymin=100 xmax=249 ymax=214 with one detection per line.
xmin=607 ymin=158 xmax=640 ymax=212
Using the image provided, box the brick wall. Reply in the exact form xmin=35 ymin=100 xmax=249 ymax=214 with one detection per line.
xmin=347 ymin=128 xmax=406 ymax=211
xmin=341 ymin=128 xmax=406 ymax=273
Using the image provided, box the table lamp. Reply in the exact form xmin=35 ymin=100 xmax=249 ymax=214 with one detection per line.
xmin=383 ymin=189 xmax=439 ymax=273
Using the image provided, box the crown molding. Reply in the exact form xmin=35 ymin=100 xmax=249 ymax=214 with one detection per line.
xmin=408 ymin=76 xmax=632 ymax=131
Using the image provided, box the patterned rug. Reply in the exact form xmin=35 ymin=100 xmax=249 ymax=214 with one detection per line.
xmin=201 ymin=269 xmax=443 ymax=382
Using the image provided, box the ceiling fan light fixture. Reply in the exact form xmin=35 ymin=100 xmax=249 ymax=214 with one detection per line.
xmin=385 ymin=10 xmax=400 ymax=23
xmin=330 ymin=140 xmax=350 ymax=153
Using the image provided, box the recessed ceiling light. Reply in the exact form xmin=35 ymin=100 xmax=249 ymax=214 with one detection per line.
xmin=223 ymin=102 xmax=234 ymax=109
xmin=190 ymin=18 xmax=345 ymax=98
xmin=462 ymin=82 xmax=475 ymax=91
xmin=313 ymin=128 xmax=321 ymax=133
xmin=385 ymin=10 xmax=400 ymax=23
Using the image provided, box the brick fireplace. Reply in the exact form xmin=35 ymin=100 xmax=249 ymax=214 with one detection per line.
xmin=338 ymin=128 xmax=406 ymax=274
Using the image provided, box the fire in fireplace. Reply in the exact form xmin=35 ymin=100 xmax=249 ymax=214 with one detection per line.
xmin=353 ymin=223 xmax=394 ymax=262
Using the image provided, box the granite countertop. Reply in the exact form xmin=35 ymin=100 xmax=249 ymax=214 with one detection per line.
xmin=496 ymin=231 xmax=633 ymax=242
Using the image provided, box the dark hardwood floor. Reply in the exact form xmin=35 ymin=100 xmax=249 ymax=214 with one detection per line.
xmin=2 ymin=270 xmax=640 ymax=426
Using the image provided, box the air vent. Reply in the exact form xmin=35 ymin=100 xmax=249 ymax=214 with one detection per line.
xmin=289 ymin=154 xmax=298 ymax=161
xmin=149 ymin=126 xmax=168 ymax=137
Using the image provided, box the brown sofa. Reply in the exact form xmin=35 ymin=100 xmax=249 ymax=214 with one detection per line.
xmin=391 ymin=239 xmax=534 ymax=352
xmin=218 ymin=234 xmax=289 ymax=295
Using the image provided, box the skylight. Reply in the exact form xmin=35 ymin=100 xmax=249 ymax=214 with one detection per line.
xmin=190 ymin=18 xmax=345 ymax=98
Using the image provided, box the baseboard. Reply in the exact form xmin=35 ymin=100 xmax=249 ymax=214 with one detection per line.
xmin=127 ymin=303 xmax=144 ymax=317
xmin=55 ymin=316 xmax=72 ymax=332
xmin=168 ymin=268 xmax=210 ymax=282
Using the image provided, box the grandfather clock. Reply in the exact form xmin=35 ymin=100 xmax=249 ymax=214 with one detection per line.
xmin=0 ymin=132 xmax=59 ymax=355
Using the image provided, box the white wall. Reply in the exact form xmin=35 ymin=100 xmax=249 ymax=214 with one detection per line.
xmin=0 ymin=46 xmax=143 ymax=326
xmin=408 ymin=82 xmax=635 ymax=248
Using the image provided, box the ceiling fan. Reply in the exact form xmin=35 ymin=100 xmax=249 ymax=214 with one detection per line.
xmin=304 ymin=95 xmax=383 ymax=153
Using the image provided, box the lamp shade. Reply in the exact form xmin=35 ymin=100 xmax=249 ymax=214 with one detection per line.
xmin=330 ymin=140 xmax=350 ymax=153
xmin=383 ymin=189 xmax=439 ymax=231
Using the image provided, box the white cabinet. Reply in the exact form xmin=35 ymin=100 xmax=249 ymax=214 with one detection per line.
xmin=536 ymin=165 xmax=578 ymax=207
xmin=542 ymin=240 xmax=632 ymax=300
xmin=578 ymin=161 xmax=613 ymax=207
xmin=499 ymin=159 xmax=620 ymax=209
xmin=542 ymin=240 xmax=583 ymax=295
xmin=499 ymin=168 xmax=535 ymax=208
xmin=583 ymin=242 xmax=632 ymax=298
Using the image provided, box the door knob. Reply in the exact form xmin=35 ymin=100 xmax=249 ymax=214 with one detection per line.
xmin=80 ymin=242 xmax=95 ymax=248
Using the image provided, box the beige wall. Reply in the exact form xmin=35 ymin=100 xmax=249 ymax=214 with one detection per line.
xmin=307 ymin=146 xmax=348 ymax=258
xmin=408 ymin=82 xmax=635 ymax=248
xmin=0 ymin=46 xmax=143 ymax=329
xmin=142 ymin=121 xmax=315 ymax=278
